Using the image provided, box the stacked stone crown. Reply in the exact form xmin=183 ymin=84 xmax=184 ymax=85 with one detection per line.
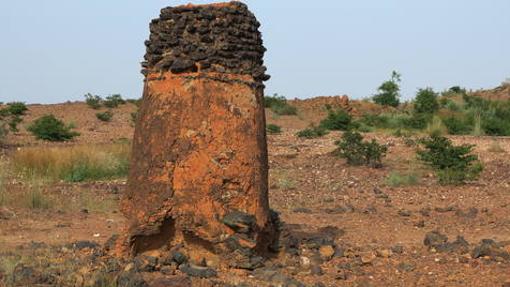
xmin=142 ymin=1 xmax=270 ymax=82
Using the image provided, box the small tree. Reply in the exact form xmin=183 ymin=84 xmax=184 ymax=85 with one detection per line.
xmin=334 ymin=131 xmax=387 ymax=168
xmin=104 ymin=94 xmax=126 ymax=109
xmin=266 ymin=124 xmax=282 ymax=134
xmin=28 ymin=115 xmax=80 ymax=142
xmin=373 ymin=71 xmax=401 ymax=107
xmin=296 ymin=125 xmax=329 ymax=139
xmin=417 ymin=135 xmax=483 ymax=184
xmin=6 ymin=102 xmax=28 ymax=116
xmin=264 ymin=94 xmax=297 ymax=116
xmin=414 ymin=88 xmax=439 ymax=114
xmin=96 ymin=111 xmax=113 ymax=122
xmin=85 ymin=94 xmax=103 ymax=109
xmin=319 ymin=109 xmax=353 ymax=131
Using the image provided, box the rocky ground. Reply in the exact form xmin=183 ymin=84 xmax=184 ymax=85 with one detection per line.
xmin=1 ymin=102 xmax=510 ymax=286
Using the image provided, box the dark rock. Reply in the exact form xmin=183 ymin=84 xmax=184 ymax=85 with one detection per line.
xmin=117 ymin=271 xmax=148 ymax=287
xmin=455 ymin=208 xmax=478 ymax=219
xmin=419 ymin=208 xmax=431 ymax=217
xmin=292 ymin=207 xmax=312 ymax=214
xmin=397 ymin=262 xmax=416 ymax=272
xmin=172 ymin=251 xmax=188 ymax=266
xmin=222 ymin=211 xmax=256 ymax=234
xmin=424 ymin=232 xmax=470 ymax=254
xmin=391 ymin=245 xmax=404 ymax=254
xmin=0 ymin=208 xmax=15 ymax=220
xmin=68 ymin=240 xmax=100 ymax=251
xmin=149 ymin=275 xmax=192 ymax=287
xmin=424 ymin=231 xmax=448 ymax=247
xmin=11 ymin=264 xmax=55 ymax=286
xmin=471 ymin=239 xmax=510 ymax=260
xmin=436 ymin=236 xmax=470 ymax=254
xmin=310 ymin=265 xmax=323 ymax=276
xmin=103 ymin=234 xmax=119 ymax=252
xmin=398 ymin=209 xmax=412 ymax=217
xmin=105 ymin=258 xmax=122 ymax=273
xmin=169 ymin=59 xmax=197 ymax=73
xmin=179 ymin=264 xmax=217 ymax=278
xmin=134 ymin=255 xmax=158 ymax=272
xmin=324 ymin=205 xmax=355 ymax=214
xmin=435 ymin=206 xmax=456 ymax=213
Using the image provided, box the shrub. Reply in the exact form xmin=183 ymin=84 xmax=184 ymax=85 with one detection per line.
xmin=414 ymin=88 xmax=439 ymax=114
xmin=373 ymin=71 xmax=401 ymax=107
xmin=85 ymin=94 xmax=102 ymax=109
xmin=482 ymin=116 xmax=510 ymax=136
xmin=0 ymin=104 xmax=26 ymax=139
xmin=334 ymin=131 xmax=387 ymax=168
xmin=28 ymin=115 xmax=80 ymax=142
xmin=266 ymin=124 xmax=282 ymax=134
xmin=96 ymin=111 xmax=113 ymax=122
xmin=6 ymin=102 xmax=28 ymax=116
xmin=417 ymin=135 xmax=483 ymax=184
xmin=449 ymin=86 xmax=466 ymax=94
xmin=402 ymin=113 xmax=431 ymax=130
xmin=296 ymin=126 xmax=329 ymax=139
xmin=264 ymin=94 xmax=297 ymax=116
xmin=386 ymin=171 xmax=419 ymax=187
xmin=12 ymin=143 xmax=130 ymax=183
xmin=442 ymin=116 xmax=472 ymax=135
xmin=319 ymin=109 xmax=353 ymax=131
xmin=104 ymin=94 xmax=126 ymax=108
xmin=7 ymin=115 xmax=22 ymax=132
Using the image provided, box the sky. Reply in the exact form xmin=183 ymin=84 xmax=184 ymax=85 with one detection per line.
xmin=0 ymin=0 xmax=509 ymax=104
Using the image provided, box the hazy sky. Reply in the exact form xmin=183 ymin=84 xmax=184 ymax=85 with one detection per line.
xmin=1 ymin=0 xmax=509 ymax=104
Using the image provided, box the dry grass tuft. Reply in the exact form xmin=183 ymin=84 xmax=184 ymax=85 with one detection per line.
xmin=11 ymin=143 xmax=130 ymax=183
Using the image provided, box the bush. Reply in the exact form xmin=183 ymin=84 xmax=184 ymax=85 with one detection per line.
xmin=96 ymin=111 xmax=113 ymax=122
xmin=482 ymin=116 xmax=510 ymax=136
xmin=266 ymin=124 xmax=282 ymax=134
xmin=264 ymin=94 xmax=297 ymax=116
xmin=28 ymin=115 xmax=80 ymax=142
xmin=334 ymin=131 xmax=388 ymax=168
xmin=104 ymin=94 xmax=126 ymax=108
xmin=442 ymin=116 xmax=472 ymax=135
xmin=373 ymin=71 xmax=401 ymax=107
xmin=6 ymin=102 xmax=28 ymax=116
xmin=85 ymin=94 xmax=102 ymax=109
xmin=402 ymin=113 xmax=431 ymax=130
xmin=414 ymin=88 xmax=439 ymax=114
xmin=319 ymin=109 xmax=353 ymax=131
xmin=296 ymin=126 xmax=329 ymax=139
xmin=7 ymin=115 xmax=22 ymax=132
xmin=417 ymin=135 xmax=483 ymax=184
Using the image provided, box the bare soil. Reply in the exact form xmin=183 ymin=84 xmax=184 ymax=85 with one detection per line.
xmin=1 ymin=100 xmax=510 ymax=287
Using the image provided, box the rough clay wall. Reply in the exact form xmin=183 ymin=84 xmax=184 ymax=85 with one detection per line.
xmin=119 ymin=1 xmax=277 ymax=269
